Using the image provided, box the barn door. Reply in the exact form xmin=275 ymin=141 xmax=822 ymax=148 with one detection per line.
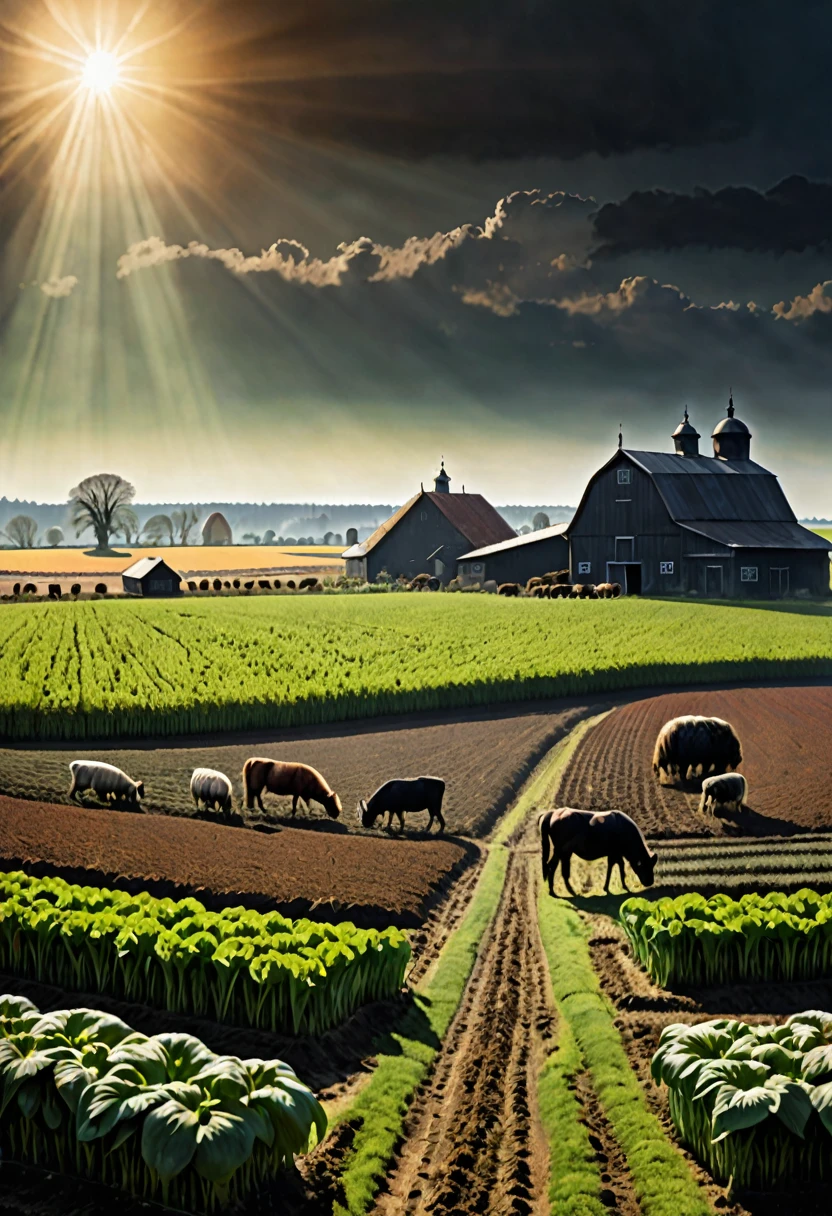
xmin=705 ymin=565 xmax=724 ymax=597
xmin=770 ymin=567 xmax=789 ymax=597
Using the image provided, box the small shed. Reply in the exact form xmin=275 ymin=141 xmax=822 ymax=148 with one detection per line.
xmin=457 ymin=522 xmax=570 ymax=586
xmin=202 ymin=512 xmax=232 ymax=545
xmin=122 ymin=556 xmax=182 ymax=597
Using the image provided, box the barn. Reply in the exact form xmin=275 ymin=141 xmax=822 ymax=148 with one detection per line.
xmin=568 ymin=399 xmax=831 ymax=598
xmin=457 ymin=522 xmax=569 ymax=587
xmin=122 ymin=556 xmax=182 ymax=597
xmin=341 ymin=462 xmax=515 ymax=585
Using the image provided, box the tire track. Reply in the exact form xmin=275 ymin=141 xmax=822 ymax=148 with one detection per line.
xmin=374 ymin=827 xmax=554 ymax=1216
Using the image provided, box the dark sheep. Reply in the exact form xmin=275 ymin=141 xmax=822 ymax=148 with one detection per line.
xmin=94 ymin=583 xmax=107 ymax=596
xmin=70 ymin=583 xmax=81 ymax=598
xmin=214 ymin=578 xmax=223 ymax=591
xmin=242 ymin=758 xmax=341 ymax=818
xmin=12 ymin=582 xmax=21 ymax=596
xmin=358 ymin=776 xmax=446 ymax=833
xmin=233 ymin=578 xmax=241 ymax=589
xmin=299 ymin=577 xmax=317 ymax=590
xmin=539 ymin=807 xmax=656 ymax=896
xmin=23 ymin=583 xmax=37 ymax=595
xmin=48 ymin=583 xmax=61 ymax=600
xmin=273 ymin=579 xmax=281 ymax=589
xmin=187 ymin=580 xmax=198 ymax=592
xmin=700 ymin=772 xmax=748 ymax=817
xmin=652 ymin=715 xmax=743 ymax=786
xmin=244 ymin=580 xmax=254 ymax=590
xmin=258 ymin=579 xmax=271 ymax=590
xmin=286 ymin=580 xmax=296 ymax=590
xmin=199 ymin=579 xmax=209 ymax=591
xmin=223 ymin=580 xmax=231 ymax=589
xmin=498 ymin=582 xmax=521 ymax=597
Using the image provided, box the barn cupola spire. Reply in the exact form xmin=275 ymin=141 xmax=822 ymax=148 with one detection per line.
xmin=672 ymin=407 xmax=701 ymax=458
xmin=433 ymin=458 xmax=451 ymax=494
xmin=711 ymin=391 xmax=752 ymax=461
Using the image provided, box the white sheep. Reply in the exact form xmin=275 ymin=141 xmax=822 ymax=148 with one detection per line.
xmin=190 ymin=767 xmax=234 ymax=813
xmin=699 ymin=772 xmax=748 ymax=817
xmin=68 ymin=760 xmax=144 ymax=805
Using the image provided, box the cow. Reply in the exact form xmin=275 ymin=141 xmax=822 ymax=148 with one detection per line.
xmin=549 ymin=583 xmax=571 ymax=599
xmin=653 ymin=716 xmax=742 ymax=786
xmin=242 ymin=759 xmax=342 ymax=819
xmin=358 ymin=777 xmax=446 ymax=833
xmin=539 ymin=807 xmax=656 ymax=896
xmin=69 ymin=761 xmax=144 ymax=806
xmin=699 ymin=772 xmax=748 ymax=817
xmin=498 ymin=582 xmax=521 ymax=597
xmin=190 ymin=768 xmax=234 ymax=813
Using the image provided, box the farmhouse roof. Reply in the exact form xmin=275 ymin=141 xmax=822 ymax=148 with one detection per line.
xmin=459 ymin=521 xmax=569 ymax=561
xmin=122 ymin=556 xmax=181 ymax=579
xmin=341 ymin=491 xmax=515 ymax=558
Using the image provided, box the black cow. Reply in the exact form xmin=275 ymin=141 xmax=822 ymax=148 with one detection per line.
xmin=539 ymin=807 xmax=656 ymax=896
xmin=358 ymin=777 xmax=446 ymax=833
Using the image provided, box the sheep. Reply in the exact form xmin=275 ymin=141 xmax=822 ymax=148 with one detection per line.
xmin=358 ymin=776 xmax=446 ymax=833
xmin=233 ymin=578 xmax=241 ymax=589
xmin=23 ymin=583 xmax=37 ymax=595
xmin=12 ymin=582 xmax=20 ymax=596
xmin=258 ymin=579 xmax=271 ymax=590
xmin=299 ymin=576 xmax=317 ymax=590
xmin=498 ymin=582 xmax=521 ymax=596
xmin=70 ymin=583 xmax=81 ymax=598
xmin=242 ymin=759 xmax=342 ymax=818
xmin=47 ymin=583 xmax=61 ymax=599
xmin=244 ymin=580 xmax=254 ymax=590
xmin=187 ymin=580 xmax=198 ymax=592
xmin=94 ymin=583 xmax=107 ymax=595
xmin=700 ymin=772 xmax=748 ymax=817
xmin=539 ymin=807 xmax=656 ymax=896
xmin=190 ymin=767 xmax=234 ymax=813
xmin=286 ymin=580 xmax=296 ymax=590
xmin=199 ymin=579 xmax=210 ymax=591
xmin=652 ymin=715 xmax=743 ymax=787
xmin=68 ymin=760 xmax=144 ymax=805
xmin=214 ymin=578 xmax=223 ymax=591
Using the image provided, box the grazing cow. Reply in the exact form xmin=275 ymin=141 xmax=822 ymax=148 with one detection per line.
xmin=358 ymin=777 xmax=446 ymax=833
xmin=69 ymin=761 xmax=144 ymax=805
xmin=498 ymin=582 xmax=521 ymax=597
xmin=190 ymin=767 xmax=234 ymax=813
xmin=700 ymin=772 xmax=748 ymax=817
xmin=526 ymin=577 xmax=543 ymax=593
xmin=569 ymin=583 xmax=597 ymax=599
xmin=549 ymin=583 xmax=571 ymax=598
xmin=595 ymin=583 xmax=612 ymax=598
xmin=242 ymin=759 xmax=342 ymax=818
xmin=539 ymin=807 xmax=656 ymax=896
xmin=653 ymin=716 xmax=742 ymax=786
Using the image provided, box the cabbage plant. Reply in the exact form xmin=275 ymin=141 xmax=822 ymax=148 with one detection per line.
xmin=0 ymin=993 xmax=326 ymax=1212
xmin=0 ymin=871 xmax=410 ymax=1035
xmin=652 ymin=1012 xmax=832 ymax=1189
xmin=620 ymin=889 xmax=832 ymax=987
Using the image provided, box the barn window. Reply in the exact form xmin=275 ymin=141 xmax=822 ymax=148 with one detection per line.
xmin=740 ymin=567 xmax=758 ymax=582
xmin=472 ymin=562 xmax=484 ymax=575
xmin=615 ymin=537 xmax=634 ymax=562
xmin=660 ymin=561 xmax=674 ymax=574
xmin=578 ymin=561 xmax=591 ymax=574
xmin=617 ymin=468 xmax=632 ymax=484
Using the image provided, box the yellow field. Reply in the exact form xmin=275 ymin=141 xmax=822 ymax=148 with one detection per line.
xmin=0 ymin=545 xmax=344 ymax=576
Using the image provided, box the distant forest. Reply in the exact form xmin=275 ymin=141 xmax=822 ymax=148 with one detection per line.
xmin=0 ymin=497 xmax=577 ymax=546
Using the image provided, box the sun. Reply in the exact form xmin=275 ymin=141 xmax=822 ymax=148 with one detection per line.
xmin=81 ymin=50 xmax=120 ymax=95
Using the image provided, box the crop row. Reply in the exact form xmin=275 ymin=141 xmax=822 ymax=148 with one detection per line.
xmin=653 ymin=1013 xmax=832 ymax=1190
xmin=0 ymin=872 xmax=409 ymax=1035
xmin=1 ymin=595 xmax=831 ymax=739
xmin=621 ymin=889 xmax=832 ymax=986
xmin=0 ymin=992 xmax=325 ymax=1213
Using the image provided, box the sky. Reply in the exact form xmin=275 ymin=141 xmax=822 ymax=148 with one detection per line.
xmin=1 ymin=0 xmax=831 ymax=514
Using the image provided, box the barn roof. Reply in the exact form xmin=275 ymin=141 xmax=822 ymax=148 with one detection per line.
xmin=342 ymin=491 xmax=515 ymax=558
xmin=459 ymin=521 xmax=569 ymax=561
xmin=122 ymin=556 xmax=181 ymax=579
xmin=680 ymin=520 xmax=832 ymax=550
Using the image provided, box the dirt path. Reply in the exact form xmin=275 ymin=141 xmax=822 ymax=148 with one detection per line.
xmin=374 ymin=824 xmax=554 ymax=1216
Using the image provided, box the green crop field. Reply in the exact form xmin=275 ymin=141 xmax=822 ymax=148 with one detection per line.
xmin=1 ymin=595 xmax=831 ymax=740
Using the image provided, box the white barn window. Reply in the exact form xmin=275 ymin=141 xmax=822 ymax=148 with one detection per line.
xmin=740 ymin=567 xmax=758 ymax=582
xmin=617 ymin=468 xmax=632 ymax=484
xmin=660 ymin=561 xmax=674 ymax=574
xmin=578 ymin=561 xmax=591 ymax=574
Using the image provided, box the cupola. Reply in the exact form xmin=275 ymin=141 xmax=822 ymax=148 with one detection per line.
xmin=712 ymin=394 xmax=751 ymax=461
xmin=672 ymin=408 xmax=700 ymax=458
xmin=433 ymin=460 xmax=451 ymax=493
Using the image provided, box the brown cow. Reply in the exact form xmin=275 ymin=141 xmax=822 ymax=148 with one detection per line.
xmin=242 ymin=759 xmax=342 ymax=818
xmin=538 ymin=807 xmax=656 ymax=896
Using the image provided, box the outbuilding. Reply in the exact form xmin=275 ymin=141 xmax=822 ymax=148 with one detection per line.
xmin=457 ymin=522 xmax=569 ymax=586
xmin=342 ymin=462 xmax=515 ymax=585
xmin=122 ymin=556 xmax=182 ymax=597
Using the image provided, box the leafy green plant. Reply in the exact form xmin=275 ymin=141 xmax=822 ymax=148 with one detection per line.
xmin=653 ymin=1012 xmax=832 ymax=1189
xmin=0 ymin=872 xmax=409 ymax=1036
xmin=620 ymin=889 xmax=832 ymax=987
xmin=0 ymin=993 xmax=325 ymax=1212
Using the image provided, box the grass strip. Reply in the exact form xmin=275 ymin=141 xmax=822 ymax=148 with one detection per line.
xmin=330 ymin=715 xmax=600 ymax=1215
xmin=537 ymin=892 xmax=712 ymax=1216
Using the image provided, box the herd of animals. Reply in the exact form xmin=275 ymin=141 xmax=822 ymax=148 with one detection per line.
xmin=66 ymin=714 xmax=744 ymax=895
xmin=497 ymin=571 xmax=623 ymax=598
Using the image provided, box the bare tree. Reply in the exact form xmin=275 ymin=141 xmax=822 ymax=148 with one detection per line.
xmin=171 ymin=507 xmax=199 ymax=545
xmin=533 ymin=512 xmax=551 ymax=531
xmin=2 ymin=515 xmax=38 ymax=548
xmin=142 ymin=514 xmax=174 ymax=545
xmin=45 ymin=526 xmax=64 ymax=547
xmin=115 ymin=508 xmax=140 ymax=545
xmin=69 ymin=474 xmax=136 ymax=550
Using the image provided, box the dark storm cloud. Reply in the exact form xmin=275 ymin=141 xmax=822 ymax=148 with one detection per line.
xmin=592 ymin=177 xmax=832 ymax=256
xmin=202 ymin=0 xmax=828 ymax=160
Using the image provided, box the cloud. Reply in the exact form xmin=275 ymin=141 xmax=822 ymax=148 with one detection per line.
xmin=773 ymin=281 xmax=832 ymax=321
xmin=40 ymin=274 xmax=78 ymax=299
xmin=592 ymin=177 xmax=832 ymax=256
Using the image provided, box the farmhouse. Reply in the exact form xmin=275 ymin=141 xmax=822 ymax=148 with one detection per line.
xmin=457 ymin=522 xmax=569 ymax=587
xmin=568 ymin=399 xmax=831 ymax=598
xmin=122 ymin=556 xmax=182 ymax=597
xmin=342 ymin=462 xmax=515 ymax=584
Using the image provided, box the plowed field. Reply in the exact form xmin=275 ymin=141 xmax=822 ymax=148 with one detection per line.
xmin=0 ymin=794 xmax=475 ymax=928
xmin=559 ymin=684 xmax=832 ymax=837
xmin=0 ymin=701 xmax=591 ymax=837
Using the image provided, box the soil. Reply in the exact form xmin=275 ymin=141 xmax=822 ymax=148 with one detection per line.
xmin=0 ymin=794 xmax=479 ymax=929
xmin=559 ymin=685 xmax=832 ymax=838
xmin=586 ymin=911 xmax=832 ymax=1216
xmin=0 ymin=702 xmax=592 ymax=838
